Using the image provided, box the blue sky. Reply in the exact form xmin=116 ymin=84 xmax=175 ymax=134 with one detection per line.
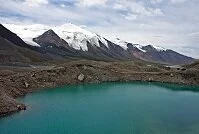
xmin=0 ymin=0 xmax=199 ymax=58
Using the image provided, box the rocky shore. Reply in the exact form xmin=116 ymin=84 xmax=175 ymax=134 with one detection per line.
xmin=0 ymin=60 xmax=199 ymax=116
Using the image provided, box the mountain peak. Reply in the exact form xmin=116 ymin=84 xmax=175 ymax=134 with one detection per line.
xmin=111 ymin=38 xmax=128 ymax=50
xmin=142 ymin=45 xmax=167 ymax=52
xmin=45 ymin=29 xmax=56 ymax=34
xmin=2 ymin=23 xmax=109 ymax=51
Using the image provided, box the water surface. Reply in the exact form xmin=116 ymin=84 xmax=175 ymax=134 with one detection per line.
xmin=1 ymin=82 xmax=199 ymax=134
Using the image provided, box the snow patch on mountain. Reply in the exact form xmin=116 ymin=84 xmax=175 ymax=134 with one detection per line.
xmin=112 ymin=38 xmax=146 ymax=52
xmin=151 ymin=45 xmax=167 ymax=51
xmin=134 ymin=44 xmax=147 ymax=52
xmin=112 ymin=38 xmax=128 ymax=50
xmin=2 ymin=24 xmax=47 ymax=47
xmin=52 ymin=23 xmax=109 ymax=51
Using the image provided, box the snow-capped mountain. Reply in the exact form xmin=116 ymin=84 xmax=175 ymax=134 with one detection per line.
xmin=1 ymin=23 xmax=194 ymax=64
xmin=3 ymin=23 xmax=165 ymax=52
xmin=2 ymin=23 xmax=108 ymax=51
xmin=112 ymin=38 xmax=167 ymax=52
xmin=0 ymin=24 xmax=51 ymax=63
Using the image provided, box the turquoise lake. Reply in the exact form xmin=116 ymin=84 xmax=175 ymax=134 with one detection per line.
xmin=1 ymin=82 xmax=199 ymax=134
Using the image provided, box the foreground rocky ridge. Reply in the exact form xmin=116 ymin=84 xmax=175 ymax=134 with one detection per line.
xmin=0 ymin=60 xmax=199 ymax=116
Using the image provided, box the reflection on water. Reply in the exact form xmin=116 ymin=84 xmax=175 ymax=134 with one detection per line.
xmin=149 ymin=82 xmax=199 ymax=93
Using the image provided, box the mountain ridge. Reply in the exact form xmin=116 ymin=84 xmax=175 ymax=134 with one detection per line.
xmin=1 ymin=23 xmax=195 ymax=65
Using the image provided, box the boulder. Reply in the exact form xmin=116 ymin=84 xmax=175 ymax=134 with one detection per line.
xmin=148 ymin=77 xmax=153 ymax=82
xmin=83 ymin=65 xmax=87 ymax=70
xmin=31 ymin=73 xmax=36 ymax=77
xmin=78 ymin=73 xmax=85 ymax=81
xmin=24 ymin=81 xmax=29 ymax=88
xmin=17 ymin=104 xmax=26 ymax=110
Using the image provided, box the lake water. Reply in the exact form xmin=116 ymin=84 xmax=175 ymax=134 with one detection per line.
xmin=1 ymin=82 xmax=199 ymax=134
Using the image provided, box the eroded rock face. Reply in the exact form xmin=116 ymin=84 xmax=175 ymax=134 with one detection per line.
xmin=78 ymin=73 xmax=85 ymax=81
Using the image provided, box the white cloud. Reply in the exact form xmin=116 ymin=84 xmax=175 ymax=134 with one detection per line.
xmin=170 ymin=0 xmax=187 ymax=4
xmin=0 ymin=0 xmax=84 ymax=24
xmin=76 ymin=0 xmax=108 ymax=7
xmin=174 ymin=47 xmax=199 ymax=58
xmin=139 ymin=24 xmax=153 ymax=29
xmin=113 ymin=1 xmax=163 ymax=17
xmin=151 ymin=0 xmax=163 ymax=4
xmin=188 ymin=32 xmax=199 ymax=37
xmin=124 ymin=13 xmax=137 ymax=20
xmin=187 ymin=32 xmax=199 ymax=48
xmin=113 ymin=3 xmax=126 ymax=10
xmin=60 ymin=4 xmax=66 ymax=8
xmin=130 ymin=2 xmax=151 ymax=16
xmin=130 ymin=3 xmax=163 ymax=17
xmin=152 ymin=8 xmax=164 ymax=16
xmin=23 ymin=0 xmax=49 ymax=7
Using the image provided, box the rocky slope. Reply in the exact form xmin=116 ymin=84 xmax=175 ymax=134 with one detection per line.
xmin=0 ymin=24 xmax=28 ymax=48
xmin=0 ymin=60 xmax=199 ymax=116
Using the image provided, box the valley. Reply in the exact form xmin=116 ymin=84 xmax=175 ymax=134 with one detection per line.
xmin=0 ymin=23 xmax=198 ymax=116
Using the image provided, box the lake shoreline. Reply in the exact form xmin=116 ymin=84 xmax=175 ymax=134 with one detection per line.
xmin=0 ymin=60 xmax=199 ymax=117
xmin=2 ymin=82 xmax=199 ymax=133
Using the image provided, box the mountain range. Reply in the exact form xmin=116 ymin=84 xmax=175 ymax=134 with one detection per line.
xmin=0 ymin=23 xmax=195 ymax=65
